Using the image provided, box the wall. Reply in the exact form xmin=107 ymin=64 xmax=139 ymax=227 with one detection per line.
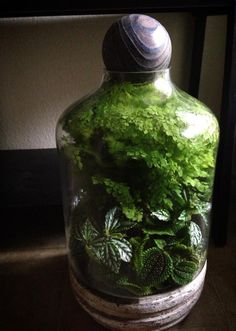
xmin=0 ymin=13 xmax=226 ymax=150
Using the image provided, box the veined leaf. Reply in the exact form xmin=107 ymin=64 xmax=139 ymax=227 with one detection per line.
xmin=189 ymin=222 xmax=203 ymax=248
xmin=178 ymin=210 xmax=191 ymax=222
xmin=166 ymin=242 xmax=199 ymax=285
xmin=91 ymin=238 xmax=121 ymax=273
xmin=151 ymin=209 xmax=170 ymax=222
xmin=105 ymin=207 xmax=119 ymax=234
xmin=112 ymin=238 xmax=132 ymax=262
xmin=78 ymin=219 xmax=99 ymax=244
xmin=117 ymin=219 xmax=138 ymax=231
xmin=180 ymin=222 xmax=203 ymax=250
xmin=171 ymin=258 xmax=198 ymax=286
xmin=90 ymin=236 xmax=132 ymax=273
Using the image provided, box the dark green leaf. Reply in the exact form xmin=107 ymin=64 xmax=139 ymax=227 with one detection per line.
xmin=78 ymin=219 xmax=99 ymax=244
xmin=143 ymin=228 xmax=175 ymax=236
xmin=154 ymin=239 xmax=166 ymax=250
xmin=91 ymin=238 xmax=121 ymax=273
xmin=131 ymin=235 xmax=149 ymax=274
xmin=171 ymin=259 xmax=198 ymax=286
xmin=139 ymin=248 xmax=173 ymax=285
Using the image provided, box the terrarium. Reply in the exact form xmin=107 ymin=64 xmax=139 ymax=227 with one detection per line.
xmin=56 ymin=14 xmax=219 ymax=330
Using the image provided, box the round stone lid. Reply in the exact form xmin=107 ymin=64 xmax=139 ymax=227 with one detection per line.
xmin=102 ymin=14 xmax=172 ymax=72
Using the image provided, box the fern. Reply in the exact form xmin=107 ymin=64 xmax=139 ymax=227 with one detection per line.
xmin=92 ymin=176 xmax=143 ymax=222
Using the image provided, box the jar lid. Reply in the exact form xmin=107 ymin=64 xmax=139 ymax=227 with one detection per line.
xmin=102 ymin=14 xmax=172 ymax=72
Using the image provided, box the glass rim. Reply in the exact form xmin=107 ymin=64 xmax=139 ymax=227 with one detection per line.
xmin=103 ymin=67 xmax=171 ymax=75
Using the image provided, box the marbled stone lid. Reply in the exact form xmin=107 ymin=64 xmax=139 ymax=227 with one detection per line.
xmin=102 ymin=14 xmax=172 ymax=72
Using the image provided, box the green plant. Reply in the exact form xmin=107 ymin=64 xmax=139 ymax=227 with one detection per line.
xmin=74 ymin=208 xmax=132 ymax=273
xmin=60 ymin=78 xmax=218 ymax=296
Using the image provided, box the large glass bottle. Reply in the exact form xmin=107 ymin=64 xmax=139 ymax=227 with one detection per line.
xmin=56 ymin=14 xmax=219 ymax=329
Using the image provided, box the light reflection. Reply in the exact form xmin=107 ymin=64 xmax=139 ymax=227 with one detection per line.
xmin=177 ymin=110 xmax=216 ymax=139
xmin=57 ymin=124 xmax=75 ymax=148
xmin=71 ymin=189 xmax=87 ymax=209
xmin=154 ymin=77 xmax=172 ymax=97
xmin=152 ymin=25 xmax=168 ymax=47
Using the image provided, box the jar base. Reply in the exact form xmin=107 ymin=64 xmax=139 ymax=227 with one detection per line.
xmin=70 ymin=262 xmax=207 ymax=331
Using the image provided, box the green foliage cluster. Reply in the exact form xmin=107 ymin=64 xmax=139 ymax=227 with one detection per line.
xmin=60 ymin=77 xmax=219 ymax=297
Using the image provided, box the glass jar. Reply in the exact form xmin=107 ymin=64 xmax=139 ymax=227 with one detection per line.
xmin=56 ymin=68 xmax=219 ymax=299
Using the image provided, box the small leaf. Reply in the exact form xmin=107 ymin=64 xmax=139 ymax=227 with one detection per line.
xmin=189 ymin=222 xmax=203 ymax=248
xmin=117 ymin=219 xmax=138 ymax=231
xmin=112 ymin=238 xmax=132 ymax=262
xmin=143 ymin=227 xmax=175 ymax=236
xmin=116 ymin=277 xmax=153 ymax=296
xmin=195 ymin=202 xmax=211 ymax=214
xmin=105 ymin=207 xmax=119 ymax=234
xmin=130 ymin=236 xmax=145 ymax=274
xmin=167 ymin=243 xmax=194 ymax=259
xmin=79 ymin=219 xmax=99 ymax=244
xmin=122 ymin=206 xmax=143 ymax=222
xmin=178 ymin=210 xmax=191 ymax=222
xmin=154 ymin=239 xmax=166 ymax=250
xmin=151 ymin=209 xmax=170 ymax=222
xmin=172 ymin=219 xmax=188 ymax=233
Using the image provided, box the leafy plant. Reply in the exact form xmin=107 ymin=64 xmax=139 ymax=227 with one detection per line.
xmin=92 ymin=176 xmax=143 ymax=222
xmin=59 ymin=76 xmax=219 ymax=296
xmin=74 ymin=208 xmax=132 ymax=273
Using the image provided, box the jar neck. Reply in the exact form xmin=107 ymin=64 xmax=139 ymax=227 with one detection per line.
xmin=102 ymin=68 xmax=171 ymax=84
